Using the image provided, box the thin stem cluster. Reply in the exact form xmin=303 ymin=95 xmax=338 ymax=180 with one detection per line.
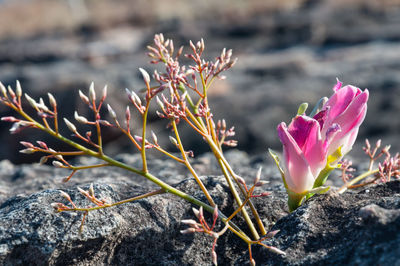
xmin=0 ymin=34 xmax=284 ymax=265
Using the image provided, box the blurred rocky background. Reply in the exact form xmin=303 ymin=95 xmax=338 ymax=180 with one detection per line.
xmin=0 ymin=0 xmax=400 ymax=163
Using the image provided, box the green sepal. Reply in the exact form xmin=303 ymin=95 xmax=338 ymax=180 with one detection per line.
xmin=313 ymin=147 xmax=342 ymax=188
xmin=268 ymin=148 xmax=288 ymax=190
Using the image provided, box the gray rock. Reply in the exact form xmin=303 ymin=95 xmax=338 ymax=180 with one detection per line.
xmin=0 ymin=151 xmax=399 ymax=265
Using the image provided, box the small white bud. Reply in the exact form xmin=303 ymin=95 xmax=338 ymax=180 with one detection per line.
xmin=151 ymin=130 xmax=158 ymax=144
xmin=48 ymin=93 xmax=57 ymax=108
xmin=181 ymin=219 xmax=198 ymax=226
xmin=180 ymin=228 xmax=196 ymax=234
xmin=254 ymin=167 xmax=262 ymax=185
xmin=74 ymin=111 xmax=88 ymax=124
xmin=63 ymin=118 xmax=77 ymax=133
xmin=7 ymin=86 xmax=15 ymax=98
xmin=77 ymin=187 xmax=87 ymax=195
xmin=37 ymin=98 xmax=49 ymax=112
xmin=59 ymin=190 xmax=71 ymax=201
xmin=39 ymin=156 xmax=48 ymax=165
xmin=19 ymin=148 xmax=36 ymax=154
xmin=0 ymin=81 xmax=6 ymax=97
xmin=89 ymin=82 xmax=96 ymax=102
xmin=52 ymin=161 xmax=64 ymax=168
xmin=25 ymin=93 xmax=38 ymax=109
xmin=131 ymin=90 xmax=141 ymax=105
xmin=169 ymin=136 xmax=178 ymax=146
xmin=89 ymin=183 xmax=94 ymax=197
xmin=156 ymin=96 xmax=164 ymax=110
xmin=15 ymin=80 xmax=22 ymax=98
xmin=107 ymin=104 xmax=117 ymax=119
xmin=268 ymin=246 xmax=286 ymax=256
xmin=139 ymin=68 xmax=151 ymax=84
xmin=102 ymin=85 xmax=108 ymax=100
xmin=55 ymin=154 xmax=63 ymax=161
xmin=79 ymin=90 xmax=89 ymax=104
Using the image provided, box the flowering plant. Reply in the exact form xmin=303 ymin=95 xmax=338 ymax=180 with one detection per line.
xmin=271 ymin=81 xmax=369 ymax=211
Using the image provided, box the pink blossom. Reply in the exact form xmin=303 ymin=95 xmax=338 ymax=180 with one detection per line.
xmin=277 ymin=81 xmax=368 ymax=195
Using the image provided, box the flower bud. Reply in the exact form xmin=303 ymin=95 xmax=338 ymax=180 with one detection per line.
xmin=169 ymin=136 xmax=178 ymax=146
xmin=74 ymin=111 xmax=88 ymax=124
xmin=79 ymin=90 xmax=89 ymax=104
xmin=89 ymin=82 xmax=96 ymax=102
xmin=48 ymin=93 xmax=57 ymax=108
xmin=106 ymin=104 xmax=116 ymax=120
xmin=0 ymin=81 xmax=6 ymax=97
xmin=64 ymin=118 xmax=77 ymax=133
xmin=139 ymin=68 xmax=151 ymax=85
xmin=15 ymin=80 xmax=22 ymax=98
xmin=25 ymin=94 xmax=37 ymax=109
xmin=19 ymin=148 xmax=36 ymax=154
xmin=52 ymin=161 xmax=64 ymax=168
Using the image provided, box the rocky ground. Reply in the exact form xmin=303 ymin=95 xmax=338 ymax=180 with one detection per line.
xmin=0 ymin=151 xmax=399 ymax=265
xmin=0 ymin=0 xmax=400 ymax=265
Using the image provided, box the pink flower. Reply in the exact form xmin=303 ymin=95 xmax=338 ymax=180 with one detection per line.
xmin=277 ymin=81 xmax=369 ymax=195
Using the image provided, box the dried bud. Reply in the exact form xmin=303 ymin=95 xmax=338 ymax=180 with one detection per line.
xmin=254 ymin=181 xmax=270 ymax=187
xmin=39 ymin=156 xmax=48 ymax=165
xmin=15 ymin=80 xmax=22 ymax=98
xmin=74 ymin=111 xmax=88 ymax=124
xmin=36 ymin=141 xmax=48 ymax=149
xmin=180 ymin=228 xmax=196 ymax=234
xmin=102 ymin=85 xmax=108 ymax=100
xmin=89 ymin=183 xmax=94 ymax=197
xmin=376 ymin=139 xmax=382 ymax=148
xmin=107 ymin=104 xmax=117 ymax=119
xmin=151 ymin=130 xmax=158 ymax=144
xmin=169 ymin=136 xmax=178 ymax=146
xmin=139 ymin=68 xmax=151 ymax=85
xmin=48 ymin=93 xmax=57 ymax=108
xmin=51 ymin=202 xmax=68 ymax=212
xmin=7 ymin=86 xmax=15 ymax=99
xmin=125 ymin=106 xmax=131 ymax=122
xmin=1 ymin=116 xmax=18 ymax=122
xmin=181 ymin=219 xmax=198 ymax=226
xmin=213 ymin=205 xmax=219 ymax=222
xmin=268 ymin=246 xmax=286 ymax=256
xmin=63 ymin=118 xmax=77 ymax=133
xmin=264 ymin=230 xmax=280 ymax=239
xmin=20 ymin=141 xmax=34 ymax=148
xmin=212 ymin=251 xmax=218 ymax=266
xmin=254 ymin=167 xmax=262 ymax=185
xmin=0 ymin=81 xmax=6 ymax=97
xmin=19 ymin=148 xmax=36 ymax=154
xmin=35 ymin=99 xmax=48 ymax=112
xmin=59 ymin=190 xmax=71 ymax=201
xmin=25 ymin=94 xmax=37 ymax=109
xmin=236 ymin=175 xmax=246 ymax=185
xmin=79 ymin=90 xmax=89 ymax=104
xmin=52 ymin=161 xmax=64 ymax=168
xmin=77 ymin=186 xmax=87 ymax=196
xmin=156 ymin=96 xmax=164 ymax=110
xmin=89 ymin=82 xmax=96 ymax=102
xmin=192 ymin=207 xmax=200 ymax=220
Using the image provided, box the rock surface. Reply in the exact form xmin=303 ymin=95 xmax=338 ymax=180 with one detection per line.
xmin=0 ymin=151 xmax=399 ymax=265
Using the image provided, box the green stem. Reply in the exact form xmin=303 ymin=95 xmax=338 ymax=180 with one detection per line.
xmin=141 ymin=101 xmax=151 ymax=173
xmin=337 ymin=169 xmax=379 ymax=194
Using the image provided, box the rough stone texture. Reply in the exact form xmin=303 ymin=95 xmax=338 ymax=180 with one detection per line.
xmin=0 ymin=151 xmax=399 ymax=265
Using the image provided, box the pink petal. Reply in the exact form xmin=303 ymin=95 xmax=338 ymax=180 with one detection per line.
xmin=278 ymin=123 xmax=315 ymax=194
xmin=288 ymin=116 xmax=327 ymax=176
xmin=324 ymin=85 xmax=361 ymax=122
